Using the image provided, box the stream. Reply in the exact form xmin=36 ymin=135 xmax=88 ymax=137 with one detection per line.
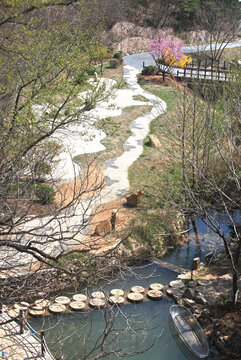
xmin=29 ymin=211 xmax=241 ymax=360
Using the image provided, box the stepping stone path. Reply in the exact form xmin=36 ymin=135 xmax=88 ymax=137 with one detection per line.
xmin=127 ymin=292 xmax=144 ymax=303
xmin=149 ymin=283 xmax=164 ymax=291
xmin=14 ymin=302 xmax=29 ymax=311
xmin=72 ymin=294 xmax=87 ymax=302
xmin=89 ymin=298 xmax=106 ymax=308
xmin=55 ymin=296 xmax=70 ymax=305
xmin=49 ymin=303 xmax=66 ymax=314
xmin=109 ymin=296 xmax=125 ymax=305
xmin=29 ymin=305 xmax=45 ymax=317
xmin=147 ymin=290 xmax=163 ymax=300
xmin=69 ymin=301 xmax=86 ymax=311
xmin=110 ymin=289 xmax=124 ymax=296
xmin=131 ymin=286 xmax=145 ymax=293
xmin=91 ymin=291 xmax=105 ymax=299
xmin=34 ymin=299 xmax=50 ymax=308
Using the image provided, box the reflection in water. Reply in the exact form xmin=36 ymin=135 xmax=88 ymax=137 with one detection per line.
xmin=163 ymin=210 xmax=241 ymax=270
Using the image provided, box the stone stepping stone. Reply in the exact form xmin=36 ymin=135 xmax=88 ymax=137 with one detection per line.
xmin=72 ymin=294 xmax=87 ymax=302
xmin=49 ymin=303 xmax=66 ymax=314
xmin=169 ymin=280 xmax=185 ymax=289
xmin=131 ymin=286 xmax=145 ymax=293
xmin=14 ymin=302 xmax=29 ymax=311
xmin=91 ymin=291 xmax=105 ymax=299
xmin=109 ymin=296 xmax=125 ymax=305
xmin=147 ymin=290 xmax=163 ymax=300
xmin=89 ymin=298 xmax=106 ymax=308
xmin=69 ymin=301 xmax=86 ymax=311
xmin=34 ymin=299 xmax=50 ymax=308
xmin=29 ymin=305 xmax=45 ymax=317
xmin=127 ymin=292 xmax=144 ymax=303
xmin=55 ymin=296 xmax=70 ymax=305
xmin=149 ymin=283 xmax=164 ymax=291
xmin=8 ymin=309 xmax=19 ymax=317
xmin=110 ymin=289 xmax=124 ymax=297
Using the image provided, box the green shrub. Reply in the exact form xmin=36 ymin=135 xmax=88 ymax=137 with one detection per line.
xmin=35 ymin=184 xmax=56 ymax=205
xmin=113 ymin=52 xmax=122 ymax=59
xmin=109 ymin=59 xmax=119 ymax=68
xmin=86 ymin=65 xmax=95 ymax=75
xmin=74 ymin=71 xmax=89 ymax=85
xmin=141 ymin=65 xmax=156 ymax=75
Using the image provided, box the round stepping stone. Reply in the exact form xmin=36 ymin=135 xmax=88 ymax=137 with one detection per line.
xmin=91 ymin=291 xmax=105 ymax=299
xmin=109 ymin=296 xmax=125 ymax=305
xmin=110 ymin=289 xmax=124 ymax=297
xmin=89 ymin=298 xmax=106 ymax=308
xmin=8 ymin=309 xmax=19 ymax=317
xmin=69 ymin=301 xmax=86 ymax=311
xmin=72 ymin=294 xmax=87 ymax=302
xmin=34 ymin=299 xmax=50 ymax=308
xmin=169 ymin=280 xmax=185 ymax=289
xmin=149 ymin=283 xmax=164 ymax=291
xmin=14 ymin=302 xmax=29 ymax=310
xmin=29 ymin=305 xmax=45 ymax=317
xmin=55 ymin=296 xmax=70 ymax=305
xmin=147 ymin=290 xmax=163 ymax=300
xmin=127 ymin=292 xmax=144 ymax=303
xmin=49 ymin=303 xmax=66 ymax=314
xmin=131 ymin=286 xmax=145 ymax=293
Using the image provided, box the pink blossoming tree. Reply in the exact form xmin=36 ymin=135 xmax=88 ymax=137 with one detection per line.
xmin=147 ymin=37 xmax=185 ymax=81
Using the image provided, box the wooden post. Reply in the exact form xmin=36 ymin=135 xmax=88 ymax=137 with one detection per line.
xmin=223 ymin=61 xmax=226 ymax=70
xmin=184 ymin=67 xmax=186 ymax=78
xmin=143 ymin=61 xmax=145 ymax=69
xmin=0 ymin=303 xmax=2 ymax=314
xmin=41 ymin=331 xmax=45 ymax=356
xmin=19 ymin=310 xmax=24 ymax=334
xmin=177 ymin=70 xmax=179 ymax=77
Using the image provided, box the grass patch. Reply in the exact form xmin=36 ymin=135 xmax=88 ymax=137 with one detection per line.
xmin=132 ymin=94 xmax=149 ymax=102
xmin=74 ymin=105 xmax=151 ymax=167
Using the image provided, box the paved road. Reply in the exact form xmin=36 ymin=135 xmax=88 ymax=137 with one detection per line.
xmin=124 ymin=40 xmax=241 ymax=71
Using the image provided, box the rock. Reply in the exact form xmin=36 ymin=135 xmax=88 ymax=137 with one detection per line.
xmin=126 ymin=189 xmax=144 ymax=207
xmin=95 ymin=219 xmax=112 ymax=236
xmin=182 ymin=288 xmax=195 ymax=299
xmin=169 ymin=280 xmax=185 ymax=289
xmin=183 ymin=298 xmax=195 ymax=307
xmin=194 ymin=292 xmax=208 ymax=305
xmin=191 ymin=257 xmax=200 ymax=270
xmin=188 ymin=280 xmax=197 ymax=288
xmin=177 ymin=272 xmax=191 ymax=280
xmin=197 ymin=279 xmax=211 ymax=286
xmin=149 ymin=134 xmax=161 ymax=148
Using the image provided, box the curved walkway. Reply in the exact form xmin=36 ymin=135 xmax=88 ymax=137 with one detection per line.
xmin=0 ymin=61 xmax=166 ymax=268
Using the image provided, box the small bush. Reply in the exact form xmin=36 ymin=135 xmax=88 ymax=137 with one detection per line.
xmin=141 ymin=65 xmax=156 ymax=75
xmin=113 ymin=52 xmax=122 ymax=59
xmin=109 ymin=59 xmax=119 ymax=68
xmin=35 ymin=184 xmax=56 ymax=205
xmin=74 ymin=71 xmax=89 ymax=85
xmin=86 ymin=65 xmax=95 ymax=75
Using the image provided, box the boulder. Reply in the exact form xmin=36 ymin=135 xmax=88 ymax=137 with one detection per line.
xmin=149 ymin=134 xmax=161 ymax=148
xmin=169 ymin=280 xmax=185 ymax=289
xmin=126 ymin=189 xmax=144 ymax=207
xmin=182 ymin=287 xmax=195 ymax=299
xmin=191 ymin=257 xmax=200 ymax=270
xmin=194 ymin=292 xmax=208 ymax=305
xmin=95 ymin=220 xmax=112 ymax=236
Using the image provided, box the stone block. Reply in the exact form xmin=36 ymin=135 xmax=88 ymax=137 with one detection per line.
xmin=191 ymin=257 xmax=200 ymax=270
xmin=126 ymin=189 xmax=144 ymax=207
xmin=149 ymin=134 xmax=161 ymax=148
xmin=95 ymin=220 xmax=112 ymax=236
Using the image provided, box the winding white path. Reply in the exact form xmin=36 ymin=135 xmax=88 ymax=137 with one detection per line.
xmin=0 ymin=62 xmax=166 ymax=268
